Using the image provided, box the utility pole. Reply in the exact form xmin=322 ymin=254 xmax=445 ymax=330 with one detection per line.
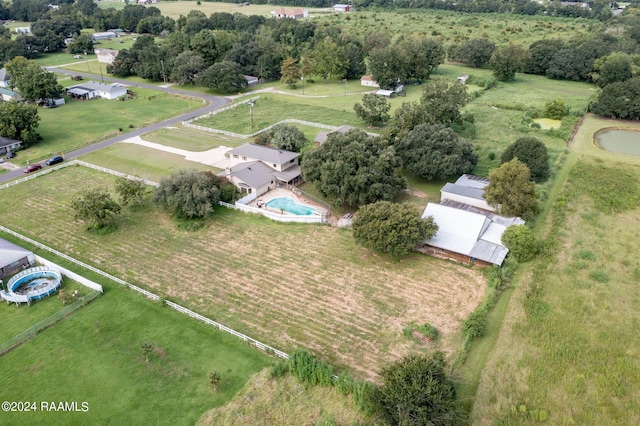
xmin=343 ymin=78 xmax=347 ymax=96
xmin=161 ymin=59 xmax=167 ymax=84
xmin=301 ymin=75 xmax=304 ymax=95
xmin=249 ymin=100 xmax=255 ymax=128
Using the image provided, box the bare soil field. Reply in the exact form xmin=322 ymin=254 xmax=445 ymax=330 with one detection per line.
xmin=0 ymin=166 xmax=485 ymax=380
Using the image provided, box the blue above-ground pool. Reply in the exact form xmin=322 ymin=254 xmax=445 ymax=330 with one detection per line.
xmin=266 ymin=197 xmax=317 ymax=216
xmin=1 ymin=267 xmax=62 ymax=305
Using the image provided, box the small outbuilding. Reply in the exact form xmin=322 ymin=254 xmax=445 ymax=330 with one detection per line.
xmin=67 ymin=81 xmax=127 ymax=100
xmin=271 ymin=7 xmax=308 ymax=19
xmin=375 ymin=89 xmax=394 ymax=98
xmin=0 ymin=68 xmax=10 ymax=88
xmin=0 ymin=238 xmax=35 ymax=280
xmin=0 ymin=136 xmax=22 ymax=155
xmin=0 ymin=87 xmax=23 ymax=102
xmin=360 ymin=75 xmax=379 ymax=87
xmin=440 ymin=174 xmax=493 ymax=212
xmin=314 ymin=125 xmax=356 ymax=146
xmin=243 ymin=75 xmax=259 ymax=86
xmin=333 ymin=4 xmax=351 ymax=12
xmin=92 ymin=31 xmax=117 ymax=41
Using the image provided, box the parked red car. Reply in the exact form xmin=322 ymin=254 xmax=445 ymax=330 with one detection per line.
xmin=24 ymin=163 xmax=42 ymax=173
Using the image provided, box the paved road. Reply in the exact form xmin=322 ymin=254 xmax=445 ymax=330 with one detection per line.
xmin=0 ymin=70 xmax=231 ymax=184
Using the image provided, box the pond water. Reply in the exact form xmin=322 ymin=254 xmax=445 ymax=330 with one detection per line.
xmin=533 ymin=118 xmax=561 ymax=130
xmin=596 ymin=129 xmax=640 ymax=156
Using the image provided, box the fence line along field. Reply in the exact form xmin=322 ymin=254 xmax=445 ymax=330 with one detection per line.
xmin=0 ymin=167 xmax=485 ymax=380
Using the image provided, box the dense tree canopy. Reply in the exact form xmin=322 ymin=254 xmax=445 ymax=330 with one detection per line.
xmin=0 ymin=101 xmax=41 ymax=146
xmin=5 ymin=56 xmax=62 ymax=103
xmin=254 ymin=124 xmax=309 ymax=152
xmin=590 ymin=77 xmax=640 ymax=119
xmin=396 ymin=123 xmax=478 ymax=180
xmin=352 ymin=201 xmax=438 ymax=257
xmin=70 ymin=188 xmax=121 ymax=230
xmin=197 ymin=61 xmax=247 ymax=94
xmin=376 ymin=352 xmax=459 ymax=426
xmin=484 ymin=159 xmax=538 ymax=219
xmin=591 ymin=52 xmax=633 ymax=88
xmin=302 ymin=129 xmax=406 ymax=207
xmin=490 ymin=44 xmax=526 ymax=81
xmin=501 ymin=136 xmax=550 ymax=182
xmin=152 ymin=169 xmax=222 ymax=219
xmin=354 ymin=94 xmax=391 ymax=127
xmin=448 ymin=38 xmax=496 ymax=68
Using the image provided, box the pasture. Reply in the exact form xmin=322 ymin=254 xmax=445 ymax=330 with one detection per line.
xmin=0 ymin=166 xmax=485 ymax=380
xmin=0 ymin=267 xmax=272 ymax=425
xmin=471 ymin=115 xmax=640 ymax=424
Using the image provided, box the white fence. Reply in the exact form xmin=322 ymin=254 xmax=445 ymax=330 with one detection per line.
xmin=220 ymin=201 xmax=326 ymax=224
xmin=237 ymin=191 xmax=257 ymax=205
xmin=0 ymin=225 xmax=289 ymax=360
xmin=35 ymin=255 xmax=104 ymax=293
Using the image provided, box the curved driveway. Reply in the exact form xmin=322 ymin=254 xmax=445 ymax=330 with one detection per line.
xmin=0 ymin=69 xmax=231 ymax=183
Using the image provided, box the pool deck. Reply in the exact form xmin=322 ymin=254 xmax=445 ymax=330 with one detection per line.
xmin=249 ymin=188 xmax=328 ymax=217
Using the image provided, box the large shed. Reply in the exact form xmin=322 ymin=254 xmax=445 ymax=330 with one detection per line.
xmin=440 ymin=174 xmax=493 ymax=212
xmin=0 ymin=238 xmax=35 ymax=279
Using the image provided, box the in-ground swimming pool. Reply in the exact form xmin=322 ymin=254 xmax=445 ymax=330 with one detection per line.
xmin=596 ymin=129 xmax=640 ymax=156
xmin=266 ymin=197 xmax=316 ymax=215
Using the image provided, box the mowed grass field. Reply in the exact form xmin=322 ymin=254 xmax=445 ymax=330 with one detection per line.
xmin=0 ymin=166 xmax=485 ymax=380
xmin=471 ymin=115 xmax=640 ymax=424
xmin=0 ymin=260 xmax=272 ymax=425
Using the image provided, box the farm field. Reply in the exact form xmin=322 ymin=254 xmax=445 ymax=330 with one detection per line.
xmin=471 ymin=115 xmax=640 ymax=424
xmin=152 ymin=1 xmax=333 ymax=19
xmin=18 ymin=89 xmax=193 ymax=165
xmin=0 ymin=270 xmax=272 ymax=425
xmin=0 ymin=166 xmax=486 ymax=380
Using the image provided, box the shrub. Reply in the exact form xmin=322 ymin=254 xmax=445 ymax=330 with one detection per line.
xmin=462 ymin=307 xmax=487 ymax=339
xmin=589 ymin=269 xmax=610 ymax=283
xmin=502 ymin=225 xmax=540 ymax=263
xmin=269 ymin=360 xmax=289 ymax=378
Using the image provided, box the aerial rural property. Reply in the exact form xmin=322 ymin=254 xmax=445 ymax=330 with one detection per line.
xmin=1 ymin=0 xmax=640 ymax=424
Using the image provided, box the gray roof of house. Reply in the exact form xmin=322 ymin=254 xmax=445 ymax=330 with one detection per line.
xmin=314 ymin=125 xmax=356 ymax=144
xmin=0 ymin=68 xmax=8 ymax=82
xmin=227 ymin=161 xmax=275 ymax=188
xmin=455 ymin=174 xmax=489 ymax=189
xmin=229 ymin=143 xmax=299 ymax=165
xmin=441 ymin=182 xmax=486 ymax=201
xmin=0 ymin=136 xmax=21 ymax=148
xmin=421 ymin=202 xmax=511 ymax=265
xmin=0 ymin=238 xmax=32 ymax=268
xmin=68 ymin=81 xmax=124 ymax=94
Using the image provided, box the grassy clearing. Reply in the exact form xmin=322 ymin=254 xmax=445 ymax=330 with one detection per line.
xmin=199 ymin=370 xmax=368 ymax=425
xmin=0 ymin=166 xmax=485 ymax=380
xmin=143 ymin=126 xmax=246 ymax=151
xmin=18 ymin=89 xmax=192 ymax=165
xmin=0 ymin=274 xmax=272 ymax=425
xmin=0 ymin=279 xmax=90 ymax=342
xmin=332 ymin=9 xmax=600 ymax=47
xmin=79 ymin=143 xmax=217 ymax=181
xmin=470 ymin=117 xmax=640 ymax=424
xmin=152 ymin=1 xmax=331 ymax=19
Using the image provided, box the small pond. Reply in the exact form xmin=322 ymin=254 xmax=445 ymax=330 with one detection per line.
xmin=533 ymin=118 xmax=561 ymax=130
xmin=595 ymin=129 xmax=640 ymax=156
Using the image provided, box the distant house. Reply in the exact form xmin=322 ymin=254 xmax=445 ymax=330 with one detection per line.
xmin=0 ymin=68 xmax=10 ymax=88
xmin=66 ymin=81 xmax=127 ymax=100
xmin=95 ymin=48 xmax=119 ymax=64
xmin=92 ymin=31 xmax=117 ymax=41
xmin=420 ymin=203 xmax=523 ymax=266
xmin=271 ymin=7 xmax=308 ymax=19
xmin=0 ymin=238 xmax=35 ymax=280
xmin=243 ymin=75 xmax=259 ymax=86
xmin=360 ymin=75 xmax=379 ymax=87
xmin=0 ymin=87 xmax=23 ymax=102
xmin=440 ymin=174 xmax=493 ymax=212
xmin=314 ymin=125 xmax=356 ymax=146
xmin=138 ymin=0 xmax=158 ymax=4
xmin=333 ymin=4 xmax=351 ymax=12
xmin=0 ymin=136 xmax=22 ymax=156
xmin=220 ymin=143 xmax=302 ymax=196
xmin=15 ymin=27 xmax=31 ymax=35
xmin=47 ymin=3 xmax=60 ymax=9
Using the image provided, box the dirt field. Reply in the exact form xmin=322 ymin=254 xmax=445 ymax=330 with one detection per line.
xmin=0 ymin=167 xmax=485 ymax=380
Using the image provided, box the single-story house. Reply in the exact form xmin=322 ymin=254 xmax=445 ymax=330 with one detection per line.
xmin=95 ymin=48 xmax=119 ymax=64
xmin=314 ymin=125 xmax=356 ymax=146
xmin=92 ymin=31 xmax=117 ymax=41
xmin=221 ymin=143 xmax=302 ymax=195
xmin=0 ymin=68 xmax=10 ymax=88
xmin=138 ymin=0 xmax=158 ymax=4
xmin=243 ymin=75 xmax=259 ymax=86
xmin=15 ymin=27 xmax=31 ymax=34
xmin=420 ymin=202 xmax=521 ymax=266
xmin=440 ymin=174 xmax=494 ymax=212
xmin=48 ymin=3 xmax=60 ymax=9
xmin=271 ymin=7 xmax=308 ymax=18
xmin=0 ymin=136 xmax=21 ymax=155
xmin=0 ymin=238 xmax=35 ymax=280
xmin=360 ymin=75 xmax=379 ymax=87
xmin=66 ymin=81 xmax=127 ymax=100
xmin=375 ymin=89 xmax=394 ymax=98
xmin=333 ymin=4 xmax=351 ymax=12
xmin=0 ymin=87 xmax=22 ymax=102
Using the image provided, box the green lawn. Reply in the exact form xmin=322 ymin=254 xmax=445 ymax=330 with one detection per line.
xmin=17 ymin=88 xmax=193 ymax=165
xmin=0 ymin=272 xmax=272 ymax=425
xmin=0 ymin=279 xmax=91 ymax=343
xmin=143 ymin=127 xmax=245 ymax=152
xmin=79 ymin=143 xmax=217 ymax=182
